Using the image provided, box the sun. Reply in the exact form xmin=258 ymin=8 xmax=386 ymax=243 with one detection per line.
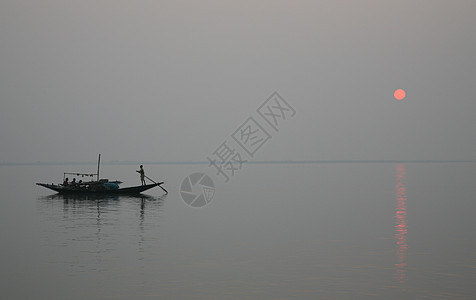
xmin=394 ymin=89 xmax=406 ymax=100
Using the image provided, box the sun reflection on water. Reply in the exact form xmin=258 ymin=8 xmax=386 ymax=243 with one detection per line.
xmin=395 ymin=163 xmax=408 ymax=284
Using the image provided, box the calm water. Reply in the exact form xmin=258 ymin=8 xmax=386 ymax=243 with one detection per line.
xmin=0 ymin=162 xmax=474 ymax=299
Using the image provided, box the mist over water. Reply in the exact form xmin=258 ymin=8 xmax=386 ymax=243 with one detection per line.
xmin=1 ymin=162 xmax=474 ymax=299
xmin=1 ymin=3 xmax=475 ymax=298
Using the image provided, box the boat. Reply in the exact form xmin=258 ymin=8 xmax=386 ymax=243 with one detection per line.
xmin=36 ymin=181 xmax=165 ymax=195
xmin=36 ymin=155 xmax=167 ymax=195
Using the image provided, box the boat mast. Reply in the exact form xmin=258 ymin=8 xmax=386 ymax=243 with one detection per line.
xmin=97 ymin=154 xmax=101 ymax=181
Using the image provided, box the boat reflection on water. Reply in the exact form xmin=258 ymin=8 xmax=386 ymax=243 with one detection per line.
xmin=37 ymin=193 xmax=167 ymax=222
xmin=39 ymin=193 xmax=164 ymax=202
xmin=394 ymin=164 xmax=408 ymax=284
xmin=36 ymin=193 xmax=167 ymax=276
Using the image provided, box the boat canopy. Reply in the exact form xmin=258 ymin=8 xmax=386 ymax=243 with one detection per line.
xmin=63 ymin=172 xmax=97 ymax=180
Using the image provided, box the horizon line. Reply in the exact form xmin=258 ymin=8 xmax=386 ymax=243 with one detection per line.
xmin=1 ymin=159 xmax=475 ymax=166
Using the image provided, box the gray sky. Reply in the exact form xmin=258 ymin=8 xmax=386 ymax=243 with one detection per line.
xmin=1 ymin=0 xmax=475 ymax=163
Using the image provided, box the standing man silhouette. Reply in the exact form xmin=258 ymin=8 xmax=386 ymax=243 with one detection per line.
xmin=137 ymin=165 xmax=146 ymax=185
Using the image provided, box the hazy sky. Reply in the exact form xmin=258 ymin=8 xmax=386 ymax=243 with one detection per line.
xmin=1 ymin=0 xmax=475 ymax=163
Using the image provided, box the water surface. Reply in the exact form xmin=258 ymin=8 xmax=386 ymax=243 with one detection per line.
xmin=0 ymin=162 xmax=474 ymax=299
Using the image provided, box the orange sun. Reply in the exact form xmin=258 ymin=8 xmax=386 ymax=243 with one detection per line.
xmin=394 ymin=89 xmax=406 ymax=100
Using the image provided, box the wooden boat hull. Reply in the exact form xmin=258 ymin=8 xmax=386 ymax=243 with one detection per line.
xmin=36 ymin=182 xmax=164 ymax=195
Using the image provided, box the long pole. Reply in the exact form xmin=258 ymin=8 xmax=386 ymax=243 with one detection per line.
xmin=97 ymin=154 xmax=101 ymax=181
xmin=144 ymin=174 xmax=168 ymax=194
